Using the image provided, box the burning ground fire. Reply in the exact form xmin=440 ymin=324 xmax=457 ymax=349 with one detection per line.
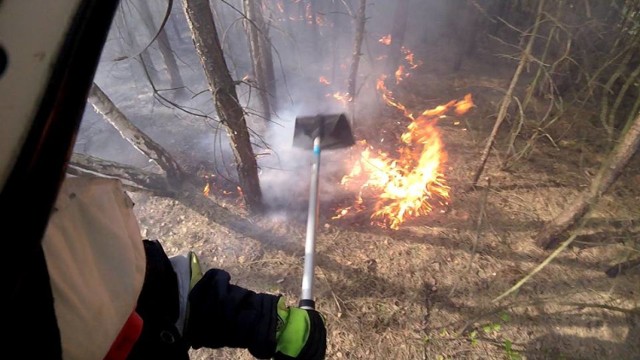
xmin=333 ymin=94 xmax=473 ymax=229
xmin=200 ymin=30 xmax=473 ymax=230
xmin=331 ymin=35 xmax=474 ymax=229
xmin=202 ymin=173 xmax=245 ymax=208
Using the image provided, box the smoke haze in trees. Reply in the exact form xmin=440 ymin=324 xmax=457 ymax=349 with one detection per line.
xmin=75 ymin=0 xmax=480 ymax=215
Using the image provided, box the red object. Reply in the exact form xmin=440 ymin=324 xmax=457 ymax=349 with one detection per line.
xmin=103 ymin=311 xmax=143 ymax=360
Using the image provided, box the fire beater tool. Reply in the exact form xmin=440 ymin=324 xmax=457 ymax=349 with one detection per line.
xmin=292 ymin=113 xmax=355 ymax=310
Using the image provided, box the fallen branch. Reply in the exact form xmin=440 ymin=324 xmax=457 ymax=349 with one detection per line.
xmin=536 ymin=111 xmax=640 ymax=249
xmin=493 ymin=230 xmax=579 ymax=303
xmin=67 ymin=153 xmax=172 ymax=196
xmin=69 ymin=153 xmax=174 ymax=195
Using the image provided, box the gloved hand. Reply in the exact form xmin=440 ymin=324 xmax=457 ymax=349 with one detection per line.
xmin=274 ymin=299 xmax=326 ymax=360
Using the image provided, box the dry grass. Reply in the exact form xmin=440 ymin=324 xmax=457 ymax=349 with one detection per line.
xmin=129 ymin=57 xmax=640 ymax=360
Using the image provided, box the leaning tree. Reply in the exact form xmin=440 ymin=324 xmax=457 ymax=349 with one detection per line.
xmin=74 ymin=0 xmax=264 ymax=213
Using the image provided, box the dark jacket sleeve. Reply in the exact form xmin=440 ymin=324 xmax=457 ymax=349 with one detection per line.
xmin=128 ymin=240 xmax=189 ymax=360
xmin=185 ymin=269 xmax=280 ymax=359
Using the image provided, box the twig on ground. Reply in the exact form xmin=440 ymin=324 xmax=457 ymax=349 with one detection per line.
xmin=492 ymin=222 xmax=585 ymax=303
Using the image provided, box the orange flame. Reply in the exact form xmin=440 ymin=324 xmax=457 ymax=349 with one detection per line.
xmin=319 ymin=76 xmax=331 ymax=85
xmin=236 ymin=186 xmax=245 ymax=206
xmin=203 ymin=183 xmax=210 ymax=197
xmin=454 ymin=93 xmax=475 ymax=115
xmin=336 ymin=118 xmax=444 ymax=228
xmin=395 ymin=65 xmax=409 ymax=84
xmin=337 ymin=72 xmax=474 ymax=229
xmin=402 ymin=47 xmax=422 ymax=69
xmin=328 ymin=91 xmax=352 ymax=107
xmin=330 ymin=37 xmax=475 ymax=229
xmin=376 ymin=75 xmax=413 ymax=119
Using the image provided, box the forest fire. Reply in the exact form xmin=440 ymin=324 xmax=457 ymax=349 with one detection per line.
xmin=201 ymin=173 xmax=245 ymax=207
xmin=334 ymin=94 xmax=473 ymax=229
xmin=333 ymin=45 xmax=474 ymax=229
xmin=301 ymin=25 xmax=476 ymax=229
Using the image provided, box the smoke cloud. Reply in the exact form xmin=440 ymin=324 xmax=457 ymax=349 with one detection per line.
xmin=76 ymin=0 xmax=470 ymax=221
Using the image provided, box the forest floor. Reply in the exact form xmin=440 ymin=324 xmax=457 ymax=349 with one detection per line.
xmin=127 ymin=45 xmax=640 ymax=360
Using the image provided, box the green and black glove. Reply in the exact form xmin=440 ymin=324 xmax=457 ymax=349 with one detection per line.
xmin=274 ymin=298 xmax=326 ymax=360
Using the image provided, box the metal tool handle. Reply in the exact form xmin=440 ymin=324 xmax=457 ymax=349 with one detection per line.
xmin=300 ymin=136 xmax=321 ymax=310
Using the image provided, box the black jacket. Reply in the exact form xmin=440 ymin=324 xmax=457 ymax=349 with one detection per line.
xmin=129 ymin=240 xmax=280 ymax=360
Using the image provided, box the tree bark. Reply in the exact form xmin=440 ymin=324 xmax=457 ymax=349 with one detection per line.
xmin=157 ymin=28 xmax=184 ymax=91
xmin=347 ymin=0 xmax=367 ymax=124
xmin=87 ymin=83 xmax=186 ymax=187
xmin=69 ymin=153 xmax=173 ymax=195
xmin=243 ymin=0 xmax=275 ymax=122
xmin=182 ymin=0 xmax=263 ymax=213
xmin=470 ymin=0 xmax=545 ymax=187
xmin=209 ymin=0 xmax=243 ymax=79
xmin=535 ymin=112 xmax=640 ymax=249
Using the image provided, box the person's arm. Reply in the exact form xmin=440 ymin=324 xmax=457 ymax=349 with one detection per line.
xmin=132 ymin=239 xmax=326 ymax=360
xmin=186 ymin=267 xmax=326 ymax=360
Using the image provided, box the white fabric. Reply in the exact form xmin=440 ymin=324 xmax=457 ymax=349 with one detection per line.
xmin=42 ymin=176 xmax=146 ymax=360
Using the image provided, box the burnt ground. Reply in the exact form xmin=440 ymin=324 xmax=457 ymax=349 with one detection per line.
xmin=126 ymin=45 xmax=640 ymax=360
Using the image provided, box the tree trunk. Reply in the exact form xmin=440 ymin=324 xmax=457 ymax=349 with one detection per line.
xmin=69 ymin=153 xmax=173 ymax=195
xmin=330 ymin=0 xmax=343 ymax=84
xmin=157 ymin=28 xmax=184 ymax=91
xmin=347 ymin=0 xmax=367 ymax=125
xmin=535 ymin=112 xmax=640 ymax=249
xmin=386 ymin=0 xmax=409 ymax=75
xmin=182 ymin=0 xmax=263 ymax=213
xmin=470 ymin=0 xmax=546 ymax=187
xmin=243 ymin=0 xmax=275 ymax=122
xmin=87 ymin=83 xmax=186 ymax=187
xmin=260 ymin=7 xmax=277 ymax=111
xmin=209 ymin=0 xmax=243 ymax=79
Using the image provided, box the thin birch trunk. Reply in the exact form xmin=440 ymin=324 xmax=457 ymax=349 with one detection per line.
xmin=87 ymin=83 xmax=185 ymax=187
xmin=347 ymin=0 xmax=367 ymax=126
